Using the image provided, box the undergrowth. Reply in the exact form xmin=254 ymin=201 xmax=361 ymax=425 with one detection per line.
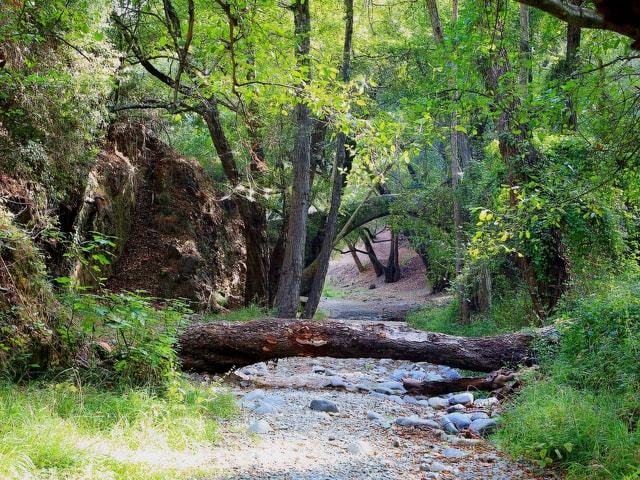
xmin=494 ymin=273 xmax=640 ymax=479
xmin=0 ymin=375 xmax=238 ymax=479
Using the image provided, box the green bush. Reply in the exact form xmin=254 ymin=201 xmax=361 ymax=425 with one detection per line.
xmin=496 ymin=274 xmax=640 ymax=479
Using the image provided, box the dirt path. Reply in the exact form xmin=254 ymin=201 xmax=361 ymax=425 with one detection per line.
xmin=201 ymin=232 xmax=556 ymax=479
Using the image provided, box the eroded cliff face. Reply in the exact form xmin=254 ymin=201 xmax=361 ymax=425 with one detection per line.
xmin=73 ymin=121 xmax=246 ymax=312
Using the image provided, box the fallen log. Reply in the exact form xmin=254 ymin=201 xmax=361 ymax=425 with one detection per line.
xmin=403 ymin=369 xmax=517 ymax=396
xmin=177 ymin=319 xmax=558 ymax=374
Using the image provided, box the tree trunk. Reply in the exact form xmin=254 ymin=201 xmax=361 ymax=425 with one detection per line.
xmin=360 ymin=231 xmax=385 ymax=277
xmin=348 ymin=241 xmax=366 ymax=272
xmin=301 ymin=0 xmax=354 ymax=319
xmin=176 ymin=319 xmax=557 ymax=374
xmin=384 ymin=231 xmax=401 ymax=283
xmin=403 ymin=368 xmax=519 ymax=395
xmin=273 ymin=0 xmax=312 ymax=318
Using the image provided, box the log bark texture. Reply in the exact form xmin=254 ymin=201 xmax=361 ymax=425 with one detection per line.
xmin=177 ymin=319 xmax=556 ymax=374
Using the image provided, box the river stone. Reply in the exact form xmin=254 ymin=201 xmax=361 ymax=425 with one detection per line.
xmin=449 ymin=392 xmax=474 ymax=405
xmin=347 ymin=440 xmax=374 ymax=455
xmin=442 ymin=447 xmax=469 ymax=458
xmin=242 ymin=389 xmax=266 ymax=402
xmin=428 ymin=396 xmax=450 ymax=409
xmin=312 ymin=365 xmax=325 ymax=373
xmin=253 ymin=402 xmax=278 ymax=415
xmin=470 ymin=417 xmax=498 ymax=435
xmin=328 ymin=377 xmax=348 ymax=388
xmin=377 ymin=380 xmax=405 ymax=391
xmin=247 ymin=419 xmax=272 ymax=433
xmin=309 ymin=399 xmax=339 ymax=413
xmin=470 ymin=411 xmax=490 ymax=421
xmin=444 ymin=412 xmax=472 ymax=429
xmin=396 ymin=416 xmax=440 ymax=428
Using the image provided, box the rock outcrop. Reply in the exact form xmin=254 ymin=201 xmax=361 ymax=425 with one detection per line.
xmin=73 ymin=120 xmax=246 ymax=311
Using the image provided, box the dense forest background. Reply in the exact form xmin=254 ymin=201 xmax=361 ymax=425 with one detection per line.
xmin=0 ymin=0 xmax=639 ymax=478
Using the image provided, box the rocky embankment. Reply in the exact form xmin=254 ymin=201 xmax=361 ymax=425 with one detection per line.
xmin=193 ymin=356 xmax=555 ymax=480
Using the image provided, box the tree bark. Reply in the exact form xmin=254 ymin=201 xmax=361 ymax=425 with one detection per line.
xmin=176 ymin=319 xmax=557 ymax=374
xmin=361 ymin=231 xmax=385 ymax=277
xmin=403 ymin=369 xmax=518 ymax=396
xmin=384 ymin=231 xmax=401 ymax=283
xmin=273 ymin=0 xmax=312 ymax=317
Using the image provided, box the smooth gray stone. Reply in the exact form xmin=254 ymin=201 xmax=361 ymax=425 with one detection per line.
xmin=442 ymin=447 xmax=468 ymax=458
xmin=324 ymin=368 xmax=337 ymax=376
xmin=242 ymin=389 xmax=265 ymax=402
xmin=253 ymin=402 xmax=278 ymax=415
xmin=247 ymin=419 xmax=272 ymax=433
xmin=470 ymin=412 xmax=489 ymax=421
xmin=312 ymin=365 xmax=326 ymax=373
xmin=449 ymin=392 xmax=474 ymax=405
xmin=470 ymin=417 xmax=498 ymax=435
xmin=262 ymin=395 xmax=285 ymax=406
xmin=396 ymin=416 xmax=439 ymax=428
xmin=428 ymin=397 xmax=450 ymax=409
xmin=408 ymin=371 xmax=427 ymax=380
xmin=444 ymin=412 xmax=472 ymax=429
xmin=309 ymin=399 xmax=339 ymax=413
xmin=426 ymin=372 xmax=444 ymax=382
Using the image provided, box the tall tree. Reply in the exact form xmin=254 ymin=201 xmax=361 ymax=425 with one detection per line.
xmin=302 ymin=0 xmax=354 ymax=319
xmin=273 ymin=0 xmax=312 ymax=318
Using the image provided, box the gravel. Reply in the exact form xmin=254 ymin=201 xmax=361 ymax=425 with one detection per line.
xmin=190 ymin=356 xmax=556 ymax=479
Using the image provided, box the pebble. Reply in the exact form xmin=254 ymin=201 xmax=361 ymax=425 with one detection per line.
xmin=203 ymin=356 xmax=545 ymax=480
xmin=309 ymin=399 xmax=339 ymax=413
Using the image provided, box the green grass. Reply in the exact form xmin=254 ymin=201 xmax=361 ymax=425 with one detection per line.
xmin=495 ymin=274 xmax=640 ymax=479
xmin=0 ymin=376 xmax=238 ymax=479
xmin=407 ymin=299 xmax=516 ymax=337
xmin=493 ymin=379 xmax=639 ymax=479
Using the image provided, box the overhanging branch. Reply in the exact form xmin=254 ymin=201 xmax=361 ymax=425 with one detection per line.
xmin=513 ymin=0 xmax=640 ymax=48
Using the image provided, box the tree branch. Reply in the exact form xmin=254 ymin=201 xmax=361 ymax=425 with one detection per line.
xmin=513 ymin=0 xmax=640 ymax=48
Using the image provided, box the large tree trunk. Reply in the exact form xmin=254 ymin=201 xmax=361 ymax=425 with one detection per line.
xmin=273 ymin=0 xmax=312 ymax=317
xmin=176 ymin=319 xmax=556 ymax=373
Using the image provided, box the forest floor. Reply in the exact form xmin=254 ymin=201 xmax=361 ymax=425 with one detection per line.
xmin=318 ymin=228 xmax=449 ymax=322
